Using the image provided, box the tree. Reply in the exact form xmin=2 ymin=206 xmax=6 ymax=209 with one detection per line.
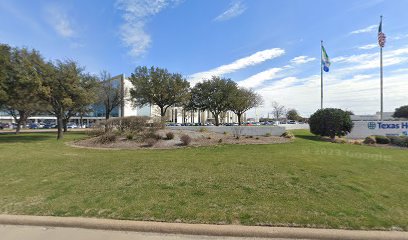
xmin=61 ymin=73 xmax=98 ymax=132
xmin=393 ymin=105 xmax=408 ymax=119
xmin=271 ymin=101 xmax=286 ymax=121
xmin=230 ymin=88 xmax=263 ymax=125
xmin=2 ymin=47 xmax=47 ymax=134
xmin=41 ymin=60 xmax=86 ymax=140
xmin=0 ymin=44 xmax=12 ymax=107
xmin=345 ymin=110 xmax=354 ymax=116
xmin=97 ymin=71 xmax=123 ymax=120
xmin=128 ymin=66 xmax=190 ymax=118
xmin=309 ymin=108 xmax=354 ymax=140
xmin=191 ymin=76 xmax=237 ymax=126
xmin=286 ymin=109 xmax=301 ymax=121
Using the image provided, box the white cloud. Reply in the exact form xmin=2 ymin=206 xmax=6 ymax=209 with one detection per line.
xmin=350 ymin=25 xmax=377 ymax=34
xmin=358 ymin=43 xmax=377 ymax=50
xmin=189 ymin=48 xmax=285 ymax=85
xmin=238 ymin=67 xmax=285 ymax=88
xmin=251 ymin=46 xmax=408 ymax=118
xmin=214 ymin=1 xmax=247 ymax=21
xmin=115 ymin=0 xmax=181 ymax=58
xmin=391 ymin=33 xmax=408 ymax=40
xmin=237 ymin=55 xmax=315 ymax=89
xmin=46 ymin=6 xmax=75 ymax=38
xmin=290 ymin=56 xmax=316 ymax=64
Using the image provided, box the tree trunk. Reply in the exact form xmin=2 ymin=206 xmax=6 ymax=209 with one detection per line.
xmin=15 ymin=111 xmax=27 ymax=134
xmin=15 ymin=122 xmax=21 ymax=134
xmin=63 ymin=118 xmax=68 ymax=132
xmin=237 ymin=113 xmax=242 ymax=126
xmin=214 ymin=114 xmax=220 ymax=126
xmin=57 ymin=116 xmax=63 ymax=140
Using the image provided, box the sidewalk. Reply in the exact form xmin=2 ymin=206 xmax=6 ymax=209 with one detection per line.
xmin=1 ymin=215 xmax=407 ymax=240
xmin=1 ymin=225 xmax=285 ymax=240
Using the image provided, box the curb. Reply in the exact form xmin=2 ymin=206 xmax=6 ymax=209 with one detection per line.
xmin=0 ymin=215 xmax=407 ymax=240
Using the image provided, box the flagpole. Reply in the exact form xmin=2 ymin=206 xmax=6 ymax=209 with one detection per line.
xmin=380 ymin=15 xmax=384 ymax=121
xmin=321 ymin=40 xmax=323 ymax=109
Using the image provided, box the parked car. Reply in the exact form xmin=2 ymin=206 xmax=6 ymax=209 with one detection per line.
xmin=0 ymin=123 xmax=10 ymax=129
xmin=67 ymin=123 xmax=78 ymax=129
xmin=43 ymin=124 xmax=56 ymax=129
xmin=287 ymin=120 xmax=297 ymax=124
xmin=28 ymin=123 xmax=39 ymax=129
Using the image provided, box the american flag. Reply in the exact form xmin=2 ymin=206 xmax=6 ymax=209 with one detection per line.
xmin=378 ymin=17 xmax=386 ymax=48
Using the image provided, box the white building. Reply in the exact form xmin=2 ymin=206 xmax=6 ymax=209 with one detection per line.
xmin=350 ymin=112 xmax=399 ymax=121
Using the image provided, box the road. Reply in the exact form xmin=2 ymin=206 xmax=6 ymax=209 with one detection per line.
xmin=0 ymin=225 xmax=300 ymax=240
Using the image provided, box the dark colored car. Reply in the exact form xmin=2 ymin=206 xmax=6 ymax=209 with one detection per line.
xmin=28 ymin=123 xmax=39 ymax=129
xmin=43 ymin=124 xmax=56 ymax=129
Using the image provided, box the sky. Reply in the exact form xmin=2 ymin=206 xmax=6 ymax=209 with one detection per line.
xmin=1 ymin=0 xmax=408 ymax=118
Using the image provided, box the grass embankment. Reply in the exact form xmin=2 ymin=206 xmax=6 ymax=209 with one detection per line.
xmin=0 ymin=130 xmax=407 ymax=230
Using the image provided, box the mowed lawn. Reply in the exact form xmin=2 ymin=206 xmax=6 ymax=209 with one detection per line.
xmin=0 ymin=130 xmax=407 ymax=230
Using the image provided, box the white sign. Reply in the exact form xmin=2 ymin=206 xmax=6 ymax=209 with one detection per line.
xmin=347 ymin=121 xmax=408 ymax=139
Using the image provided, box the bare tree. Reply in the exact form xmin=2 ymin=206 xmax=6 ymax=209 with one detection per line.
xmin=97 ymin=71 xmax=123 ymax=120
xmin=271 ymin=101 xmax=286 ymax=121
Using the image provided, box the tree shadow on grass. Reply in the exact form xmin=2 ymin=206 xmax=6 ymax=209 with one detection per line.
xmin=294 ymin=132 xmax=327 ymax=142
xmin=0 ymin=133 xmax=55 ymax=143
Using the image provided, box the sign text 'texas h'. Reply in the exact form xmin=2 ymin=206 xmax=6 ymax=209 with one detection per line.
xmin=368 ymin=122 xmax=408 ymax=130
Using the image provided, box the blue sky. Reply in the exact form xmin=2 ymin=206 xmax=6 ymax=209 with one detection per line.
xmin=1 ymin=0 xmax=408 ymax=117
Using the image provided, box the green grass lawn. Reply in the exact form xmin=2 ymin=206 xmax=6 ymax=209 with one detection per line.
xmin=0 ymin=130 xmax=407 ymax=230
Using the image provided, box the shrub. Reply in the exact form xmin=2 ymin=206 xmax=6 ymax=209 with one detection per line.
xmin=86 ymin=128 xmax=105 ymax=137
xmin=255 ymin=137 xmax=259 ymax=140
xmin=116 ymin=116 xmax=150 ymax=134
xmin=95 ymin=133 xmax=117 ymax=144
xmin=223 ymin=131 xmax=228 ymax=135
xmin=363 ymin=136 xmax=376 ymax=144
xmin=145 ymin=138 xmax=157 ymax=147
xmin=126 ymin=132 xmax=134 ymax=140
xmin=393 ymin=105 xmax=408 ymax=118
xmin=264 ymin=133 xmax=272 ymax=137
xmin=353 ymin=140 xmax=362 ymax=145
xmin=232 ymin=127 xmax=244 ymax=138
xmin=180 ymin=134 xmax=192 ymax=146
xmin=218 ymin=138 xmax=223 ymax=143
xmin=281 ymin=131 xmax=295 ymax=139
xmin=334 ymin=138 xmax=347 ymax=144
xmin=374 ymin=135 xmax=390 ymax=144
xmin=166 ymin=132 xmax=175 ymax=140
xmin=389 ymin=136 xmax=408 ymax=147
xmin=199 ymin=128 xmax=207 ymax=132
xmin=309 ymin=108 xmax=354 ymax=139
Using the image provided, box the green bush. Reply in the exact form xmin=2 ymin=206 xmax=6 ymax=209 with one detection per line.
xmin=374 ymin=135 xmax=390 ymax=144
xmin=363 ymin=136 xmax=376 ymax=145
xmin=309 ymin=108 xmax=354 ymax=139
xmin=126 ymin=132 xmax=134 ymax=140
xmin=166 ymin=132 xmax=175 ymax=140
xmin=199 ymin=128 xmax=207 ymax=132
xmin=389 ymin=136 xmax=408 ymax=147
xmin=281 ymin=131 xmax=295 ymax=139
xmin=264 ymin=133 xmax=272 ymax=137
xmin=393 ymin=105 xmax=408 ymax=118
